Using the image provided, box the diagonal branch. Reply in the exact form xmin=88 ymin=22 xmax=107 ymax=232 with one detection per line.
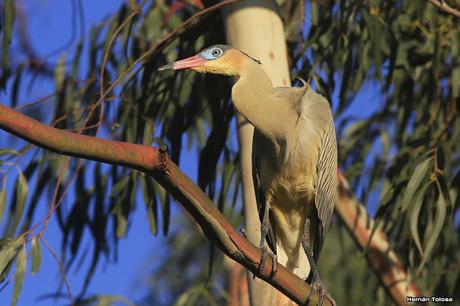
xmin=0 ymin=103 xmax=333 ymax=306
xmin=336 ymin=171 xmax=427 ymax=306
xmin=427 ymin=0 xmax=460 ymax=18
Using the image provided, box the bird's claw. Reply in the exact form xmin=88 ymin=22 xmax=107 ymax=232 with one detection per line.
xmin=255 ymin=245 xmax=277 ymax=278
xmin=304 ymin=278 xmax=335 ymax=306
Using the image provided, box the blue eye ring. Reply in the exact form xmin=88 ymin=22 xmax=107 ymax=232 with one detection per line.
xmin=200 ymin=47 xmax=224 ymax=60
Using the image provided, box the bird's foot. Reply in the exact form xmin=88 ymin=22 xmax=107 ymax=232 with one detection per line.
xmin=255 ymin=245 xmax=277 ymax=278
xmin=304 ymin=277 xmax=335 ymax=306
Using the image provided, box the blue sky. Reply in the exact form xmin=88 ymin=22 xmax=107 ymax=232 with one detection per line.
xmin=0 ymin=1 xmax=384 ymax=305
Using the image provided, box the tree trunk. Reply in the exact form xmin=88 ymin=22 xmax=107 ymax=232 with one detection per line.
xmin=223 ymin=1 xmax=296 ymax=305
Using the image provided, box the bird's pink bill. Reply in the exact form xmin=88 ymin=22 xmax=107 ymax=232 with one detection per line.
xmin=158 ymin=55 xmax=205 ymax=71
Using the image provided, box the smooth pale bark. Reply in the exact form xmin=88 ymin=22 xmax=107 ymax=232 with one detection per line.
xmin=223 ymin=1 xmax=297 ymax=305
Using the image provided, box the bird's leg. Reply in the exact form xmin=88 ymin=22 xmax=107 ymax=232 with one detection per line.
xmin=257 ymin=202 xmax=277 ymax=277
xmin=302 ymin=219 xmax=335 ymax=306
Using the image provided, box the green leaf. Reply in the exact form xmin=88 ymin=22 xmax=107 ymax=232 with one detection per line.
xmin=0 ymin=238 xmax=22 ymax=281
xmin=147 ymin=204 xmax=157 ymax=236
xmin=418 ymin=192 xmax=447 ymax=273
xmin=380 ymin=131 xmax=390 ymax=160
xmin=0 ymin=181 xmax=6 ymax=222
xmin=11 ymin=243 xmax=26 ymax=306
xmin=115 ymin=210 xmax=128 ymax=238
xmin=142 ymin=120 xmax=154 ymax=145
xmin=409 ymin=183 xmax=430 ymax=256
xmin=452 ymin=66 xmax=460 ymax=98
xmin=30 ymin=236 xmax=41 ymax=276
xmin=12 ymin=170 xmax=29 ymax=232
xmin=2 ymin=0 xmax=15 ymax=68
xmin=54 ymin=54 xmax=67 ymax=90
xmin=141 ymin=176 xmax=157 ymax=235
xmin=401 ymin=159 xmax=431 ymax=212
xmin=0 ymin=149 xmax=19 ymax=156
xmin=110 ymin=175 xmax=130 ymax=198
xmin=362 ymin=11 xmax=383 ymax=79
xmin=310 ymin=2 xmax=319 ymax=26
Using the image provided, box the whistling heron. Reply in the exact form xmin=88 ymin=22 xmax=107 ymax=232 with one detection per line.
xmin=159 ymin=45 xmax=337 ymax=305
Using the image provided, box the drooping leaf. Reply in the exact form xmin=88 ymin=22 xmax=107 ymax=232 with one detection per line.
xmin=0 ymin=180 xmax=6 ymax=222
xmin=140 ymin=175 xmax=158 ymax=235
xmin=409 ymin=183 xmax=430 ymax=256
xmin=12 ymin=169 xmax=29 ymax=234
xmin=0 ymin=238 xmax=22 ymax=282
xmin=11 ymin=242 xmax=26 ymax=306
xmin=1 ymin=0 xmax=15 ymax=68
xmin=30 ymin=236 xmax=41 ymax=276
xmin=110 ymin=175 xmax=130 ymax=198
xmin=401 ymin=158 xmax=431 ymax=212
xmin=418 ymin=192 xmax=447 ymax=273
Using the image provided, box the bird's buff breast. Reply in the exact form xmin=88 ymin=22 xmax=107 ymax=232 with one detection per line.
xmin=261 ymin=162 xmax=317 ymax=217
xmin=262 ymin=164 xmax=316 ymax=277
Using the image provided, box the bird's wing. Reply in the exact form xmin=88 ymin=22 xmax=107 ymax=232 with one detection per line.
xmin=314 ymin=118 xmax=337 ymax=258
xmin=252 ymin=149 xmax=277 ymax=254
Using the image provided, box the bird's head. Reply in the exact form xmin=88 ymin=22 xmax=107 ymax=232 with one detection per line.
xmin=158 ymin=44 xmax=259 ymax=76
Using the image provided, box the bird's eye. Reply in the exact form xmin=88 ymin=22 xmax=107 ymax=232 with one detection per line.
xmin=211 ymin=48 xmax=223 ymax=57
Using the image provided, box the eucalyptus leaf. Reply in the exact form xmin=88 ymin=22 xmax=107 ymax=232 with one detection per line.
xmin=0 ymin=238 xmax=22 ymax=281
xmin=30 ymin=236 xmax=41 ymax=276
xmin=0 ymin=182 xmax=6 ymax=222
xmin=418 ymin=192 xmax=447 ymax=273
xmin=401 ymin=159 xmax=431 ymax=212
xmin=1 ymin=0 xmax=15 ymax=68
xmin=12 ymin=170 xmax=29 ymax=234
xmin=11 ymin=243 xmax=26 ymax=306
xmin=409 ymin=183 xmax=430 ymax=256
xmin=110 ymin=175 xmax=130 ymax=198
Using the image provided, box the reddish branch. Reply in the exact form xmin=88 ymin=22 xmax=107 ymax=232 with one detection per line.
xmin=0 ymin=104 xmax=333 ymax=306
xmin=336 ymin=171 xmax=426 ymax=306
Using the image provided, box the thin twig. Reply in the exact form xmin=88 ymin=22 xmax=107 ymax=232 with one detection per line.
xmin=14 ymin=78 xmax=95 ymax=110
xmin=98 ymin=6 xmax=142 ymax=132
xmin=39 ymin=236 xmax=75 ymax=306
xmin=428 ymin=0 xmax=460 ymax=18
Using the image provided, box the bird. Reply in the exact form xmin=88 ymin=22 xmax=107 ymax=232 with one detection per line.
xmin=159 ymin=44 xmax=337 ymax=305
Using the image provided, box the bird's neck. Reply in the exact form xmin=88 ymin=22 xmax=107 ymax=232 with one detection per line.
xmin=231 ymin=61 xmax=293 ymax=141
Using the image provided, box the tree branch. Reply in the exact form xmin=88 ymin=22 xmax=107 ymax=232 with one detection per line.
xmin=336 ymin=171 xmax=427 ymax=306
xmin=0 ymin=103 xmax=333 ymax=306
xmin=427 ymin=0 xmax=460 ymax=18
